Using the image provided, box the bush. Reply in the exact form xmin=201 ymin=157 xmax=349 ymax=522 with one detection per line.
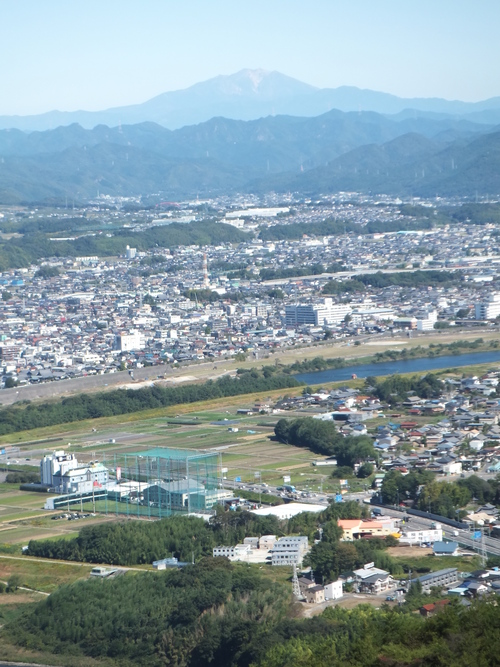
xmin=7 ymin=575 xmax=21 ymax=592
xmin=331 ymin=466 xmax=355 ymax=479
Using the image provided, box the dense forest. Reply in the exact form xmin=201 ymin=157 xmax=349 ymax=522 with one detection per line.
xmin=0 ymin=369 xmax=301 ymax=435
xmin=258 ymin=216 xmax=434 ymax=241
xmin=323 ymin=269 xmax=460 ymax=294
xmin=4 ymin=556 xmax=500 ymax=667
xmin=3 ymin=558 xmax=291 ymax=667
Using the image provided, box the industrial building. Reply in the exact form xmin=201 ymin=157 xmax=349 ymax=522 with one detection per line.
xmin=40 ymin=451 xmax=79 ymax=487
xmin=40 ymin=451 xmax=107 ymax=494
xmin=52 ymin=462 xmax=108 ymax=494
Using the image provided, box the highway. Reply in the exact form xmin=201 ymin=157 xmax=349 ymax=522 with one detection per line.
xmin=225 ymin=478 xmax=500 ymax=559
xmin=372 ymin=505 xmax=500 ymax=559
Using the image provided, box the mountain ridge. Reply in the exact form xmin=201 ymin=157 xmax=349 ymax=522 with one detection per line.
xmin=2 ymin=69 xmax=500 ymax=132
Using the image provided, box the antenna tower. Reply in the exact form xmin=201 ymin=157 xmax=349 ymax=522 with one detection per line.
xmin=292 ymin=563 xmax=302 ymax=600
xmin=202 ymin=253 xmax=209 ymax=287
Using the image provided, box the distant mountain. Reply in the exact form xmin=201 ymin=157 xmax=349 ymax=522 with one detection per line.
xmin=0 ymin=108 xmax=495 ymax=203
xmin=1 ymin=69 xmax=500 ymax=132
xmin=256 ymin=130 xmax=500 ymax=198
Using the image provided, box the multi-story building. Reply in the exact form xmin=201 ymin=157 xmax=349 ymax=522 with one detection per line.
xmin=285 ymin=299 xmax=351 ymax=327
xmin=475 ymin=294 xmax=500 ymax=320
xmin=271 ymin=536 xmax=309 ymax=566
xmin=40 ymin=451 xmax=79 ymax=487
xmin=52 ymin=462 xmax=109 ymax=494
xmin=116 ymin=331 xmax=144 ymax=351
xmin=399 ymin=527 xmax=443 ymax=545
xmin=412 ymin=568 xmax=458 ymax=592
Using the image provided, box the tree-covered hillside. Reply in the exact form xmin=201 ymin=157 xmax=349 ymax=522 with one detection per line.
xmin=3 ymin=558 xmax=500 ymax=667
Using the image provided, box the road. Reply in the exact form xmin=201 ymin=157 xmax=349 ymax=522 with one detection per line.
xmin=228 ymin=478 xmax=500 ymax=559
xmin=374 ymin=505 xmax=500 ymax=558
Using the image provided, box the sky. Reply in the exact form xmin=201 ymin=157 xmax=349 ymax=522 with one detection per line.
xmin=1 ymin=0 xmax=499 ymax=116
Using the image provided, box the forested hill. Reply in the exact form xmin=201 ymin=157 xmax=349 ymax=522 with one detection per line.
xmin=0 ymin=108 xmax=497 ymax=203
xmin=0 ymin=219 xmax=248 ymax=271
xmin=253 ymin=129 xmax=500 ymax=198
xmin=3 ymin=558 xmax=500 ymax=667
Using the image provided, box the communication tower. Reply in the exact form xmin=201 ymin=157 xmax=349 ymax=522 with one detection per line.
xmin=202 ymin=253 xmax=209 ymax=287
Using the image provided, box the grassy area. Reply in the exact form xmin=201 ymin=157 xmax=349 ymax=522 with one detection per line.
xmin=389 ymin=551 xmax=481 ymax=576
xmin=0 ymin=556 xmax=93 ymax=593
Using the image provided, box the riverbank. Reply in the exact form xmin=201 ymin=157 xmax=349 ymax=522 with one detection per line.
xmin=294 ymin=348 xmax=500 ymax=384
xmin=285 ymin=337 xmax=498 ymax=379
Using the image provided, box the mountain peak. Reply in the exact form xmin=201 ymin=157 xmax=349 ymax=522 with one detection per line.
xmin=183 ymin=68 xmax=318 ymax=99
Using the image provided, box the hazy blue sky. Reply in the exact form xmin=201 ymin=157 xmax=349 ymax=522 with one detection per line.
xmin=1 ymin=0 xmax=499 ymax=115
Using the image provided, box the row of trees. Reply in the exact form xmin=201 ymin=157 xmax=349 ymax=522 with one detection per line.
xmin=27 ymin=512 xmax=283 ymax=566
xmin=381 ymin=470 xmax=500 ymax=518
xmin=0 ymin=370 xmax=301 ymax=435
xmin=274 ymin=417 xmax=376 ymax=468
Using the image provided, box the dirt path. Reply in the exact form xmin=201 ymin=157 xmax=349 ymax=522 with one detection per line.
xmin=0 ymin=554 xmax=148 ymax=573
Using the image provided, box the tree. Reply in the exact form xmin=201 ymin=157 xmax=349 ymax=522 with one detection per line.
xmin=357 ymin=462 xmax=374 ymax=479
xmin=35 ymin=265 xmax=60 ymax=278
xmin=4 ymin=377 xmax=17 ymax=389
xmin=7 ymin=574 xmax=21 ymax=592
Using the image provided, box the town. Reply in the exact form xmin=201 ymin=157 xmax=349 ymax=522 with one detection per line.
xmin=1 ymin=195 xmax=500 ymax=393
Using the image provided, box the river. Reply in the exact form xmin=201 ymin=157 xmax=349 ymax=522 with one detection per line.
xmin=295 ymin=350 xmax=500 ymax=385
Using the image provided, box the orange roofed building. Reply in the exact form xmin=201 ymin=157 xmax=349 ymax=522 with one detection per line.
xmin=338 ymin=518 xmax=397 ymax=541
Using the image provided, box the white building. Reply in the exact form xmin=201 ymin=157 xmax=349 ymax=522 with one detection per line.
xmin=324 ymin=580 xmax=343 ymax=600
xmin=125 ymin=246 xmax=137 ymax=259
xmin=475 ymin=294 xmax=500 ymax=320
xmin=442 ymin=461 xmax=462 ymax=475
xmin=117 ymin=331 xmax=144 ymax=351
xmin=40 ymin=451 xmax=79 ymax=487
xmin=250 ymin=503 xmax=327 ymax=520
xmin=285 ymin=299 xmax=351 ymax=327
xmin=271 ymin=536 xmax=309 ymax=566
xmin=212 ymin=544 xmax=252 ymax=561
xmin=399 ymin=527 xmax=443 ymax=545
xmin=52 ymin=462 xmax=109 ymax=494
